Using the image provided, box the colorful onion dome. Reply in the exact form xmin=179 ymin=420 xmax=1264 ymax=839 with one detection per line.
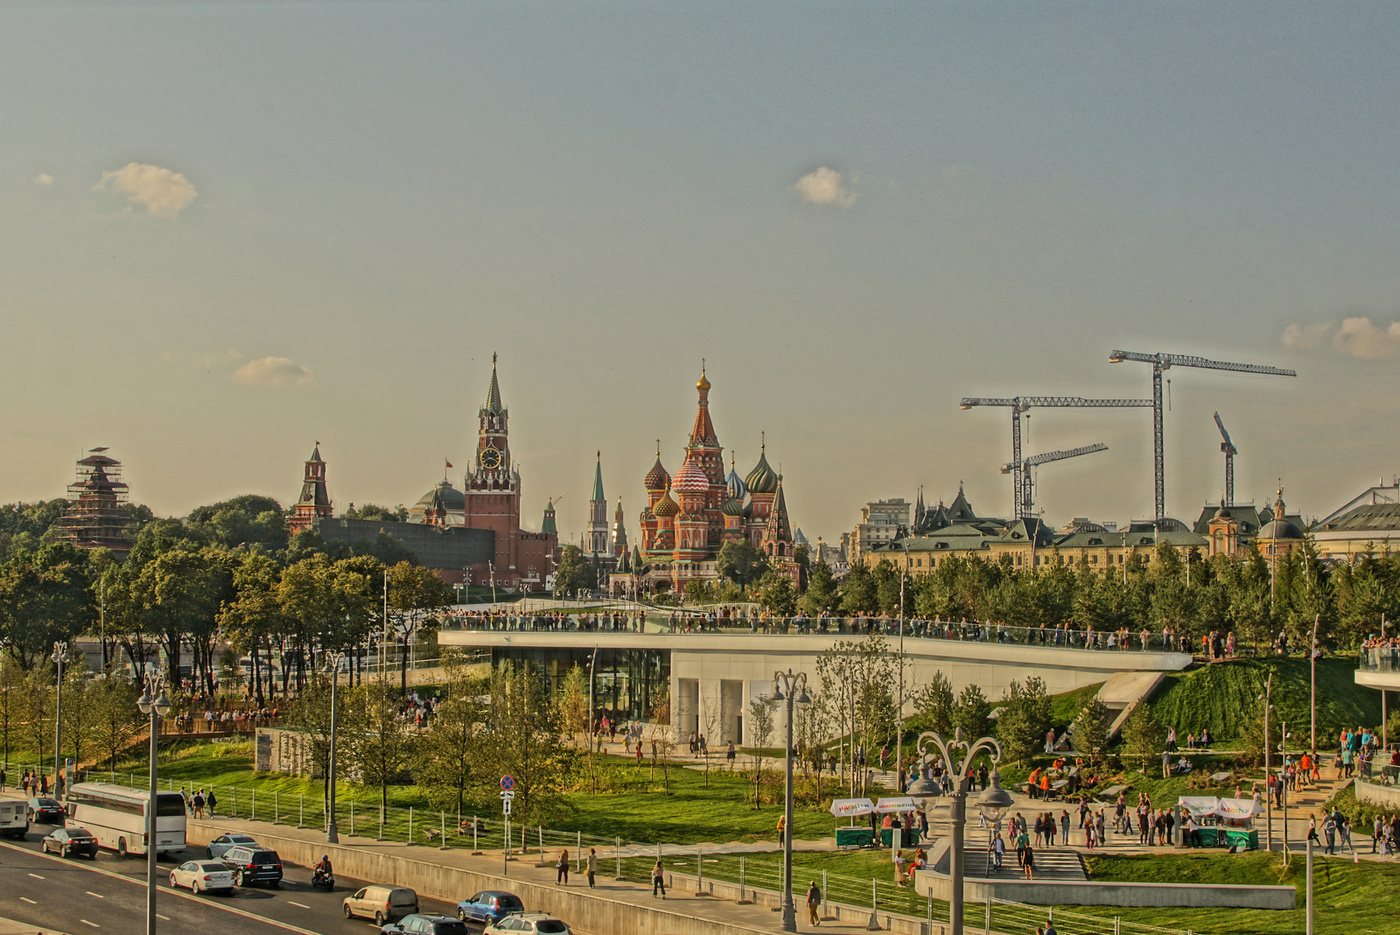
xmin=652 ymin=488 xmax=680 ymax=517
xmin=744 ymin=447 xmax=778 ymax=495
xmin=726 ymin=462 xmax=747 ymax=502
xmin=644 ymin=455 xmax=670 ymax=492
xmin=671 ymin=457 xmax=710 ymax=493
xmin=721 ymin=496 xmax=746 ymax=517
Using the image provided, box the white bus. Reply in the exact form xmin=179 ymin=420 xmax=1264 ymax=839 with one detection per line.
xmin=66 ymin=782 xmax=187 ymax=857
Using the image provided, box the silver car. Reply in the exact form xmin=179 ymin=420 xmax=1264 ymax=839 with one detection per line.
xmin=170 ymin=859 xmax=236 ymax=894
xmin=205 ymin=832 xmax=259 ymax=859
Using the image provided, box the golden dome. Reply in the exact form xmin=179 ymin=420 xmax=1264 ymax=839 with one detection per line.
xmin=696 ymin=368 xmax=710 ymax=392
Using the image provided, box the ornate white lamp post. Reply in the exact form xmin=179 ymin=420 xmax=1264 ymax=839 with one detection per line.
xmin=136 ymin=669 xmax=171 ymax=935
xmin=772 ymin=669 xmax=810 ymax=933
xmin=906 ymin=729 xmax=1013 ymax=935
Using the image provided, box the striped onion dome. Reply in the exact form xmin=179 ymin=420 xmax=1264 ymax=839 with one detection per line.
xmin=726 ymin=464 xmax=747 ymax=502
xmin=721 ymin=496 xmax=746 ymax=517
xmin=671 ymin=457 xmax=710 ymax=493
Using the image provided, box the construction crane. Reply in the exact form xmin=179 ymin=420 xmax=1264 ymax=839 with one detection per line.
xmin=1108 ymin=350 xmax=1296 ymax=525
xmin=1214 ymin=412 xmax=1237 ymax=508
xmin=960 ymin=396 xmax=1152 ymax=519
xmin=1000 ymin=443 xmax=1108 ymax=520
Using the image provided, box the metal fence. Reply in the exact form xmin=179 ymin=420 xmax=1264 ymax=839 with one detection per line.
xmin=1358 ymin=645 xmax=1400 ymax=673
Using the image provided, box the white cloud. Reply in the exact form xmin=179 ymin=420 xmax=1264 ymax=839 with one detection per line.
xmin=33 ymin=173 xmax=53 ymax=186
xmin=1333 ymin=317 xmax=1400 ymax=360
xmin=233 ymin=357 xmax=316 ymax=386
xmin=794 ymin=167 xmax=856 ymax=206
xmin=1281 ymin=321 xmax=1334 ymax=351
xmin=95 ymin=162 xmax=197 ymax=218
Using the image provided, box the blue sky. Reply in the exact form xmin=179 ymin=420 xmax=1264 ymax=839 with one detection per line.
xmin=4 ymin=2 xmax=1399 ymax=543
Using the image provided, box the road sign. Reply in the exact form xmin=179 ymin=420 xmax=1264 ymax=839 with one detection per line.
xmin=500 ymin=790 xmax=515 ymax=801
xmin=502 ymin=799 xmax=512 ymax=816
xmin=501 ymin=775 xmax=515 ymax=791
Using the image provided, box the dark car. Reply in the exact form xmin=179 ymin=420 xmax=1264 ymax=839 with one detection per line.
xmin=27 ymin=798 xmax=66 ymax=824
xmin=456 ymin=892 xmax=524 ymax=927
xmin=219 ymin=845 xmax=283 ymax=887
xmin=42 ymin=827 xmax=97 ymax=858
xmin=382 ymin=914 xmax=470 ymax=935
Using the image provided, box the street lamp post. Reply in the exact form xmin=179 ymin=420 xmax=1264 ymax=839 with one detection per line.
xmin=136 ymin=669 xmax=172 ymax=935
xmin=1260 ymin=673 xmax=1275 ymax=852
xmin=52 ymin=642 xmax=71 ymax=798
xmin=906 ymin=730 xmax=1013 ymax=935
xmin=772 ymin=669 xmax=810 ymax=934
xmin=325 ymin=651 xmax=345 ymax=844
xmin=897 ymin=540 xmax=909 ymax=791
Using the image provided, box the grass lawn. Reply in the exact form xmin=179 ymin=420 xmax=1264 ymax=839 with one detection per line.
xmin=1080 ymin=851 xmax=1400 ymax=935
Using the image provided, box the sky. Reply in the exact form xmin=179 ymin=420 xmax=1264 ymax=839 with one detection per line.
xmin=4 ymin=1 xmax=1400 ymax=546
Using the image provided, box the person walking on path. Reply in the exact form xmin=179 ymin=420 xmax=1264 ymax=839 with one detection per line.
xmin=651 ymin=859 xmax=667 ymax=898
xmin=1307 ymin=815 xmax=1320 ymax=850
xmin=556 ymin=849 xmax=570 ymax=885
xmin=777 ymin=815 xmax=786 ymax=845
xmin=206 ymin=788 xmax=217 ymax=817
xmin=1323 ymin=814 xmax=1337 ymax=855
xmin=806 ymin=880 xmax=822 ymax=926
xmin=586 ymin=847 xmax=597 ymax=888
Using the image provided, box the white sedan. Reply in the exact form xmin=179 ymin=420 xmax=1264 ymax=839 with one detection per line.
xmin=170 ymin=860 xmax=236 ymax=894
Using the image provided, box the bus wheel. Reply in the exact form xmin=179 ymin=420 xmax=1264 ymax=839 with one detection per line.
xmin=117 ymin=838 xmax=128 ymax=858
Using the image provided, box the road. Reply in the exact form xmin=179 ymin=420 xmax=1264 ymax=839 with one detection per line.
xmin=0 ymin=824 xmax=463 ymax=935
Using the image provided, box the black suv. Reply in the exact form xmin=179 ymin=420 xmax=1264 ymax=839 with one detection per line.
xmin=220 ymin=845 xmax=283 ymax=887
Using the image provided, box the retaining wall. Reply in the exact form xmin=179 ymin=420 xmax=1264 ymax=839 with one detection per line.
xmin=1353 ymin=778 xmax=1400 ymax=810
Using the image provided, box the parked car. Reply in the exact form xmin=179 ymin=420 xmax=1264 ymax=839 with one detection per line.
xmin=42 ymin=827 xmax=98 ymax=858
xmin=483 ymin=914 xmax=570 ymax=935
xmin=456 ymin=892 xmax=524 ymax=927
xmin=219 ymin=845 xmax=283 ymax=887
xmin=170 ymin=859 xmax=236 ymax=894
xmin=27 ymin=797 xmax=66 ymax=824
xmin=380 ymin=913 xmax=469 ymax=935
xmin=205 ymin=833 xmax=260 ymax=859
xmin=344 ymin=885 xmax=420 ymax=924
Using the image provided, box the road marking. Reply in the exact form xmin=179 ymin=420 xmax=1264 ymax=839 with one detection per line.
xmin=287 ymin=902 xmax=310 ymax=909
xmin=86 ymin=891 xmax=105 ymax=898
xmin=19 ymin=898 xmax=36 ymax=905
xmin=80 ymin=921 xmax=100 ymax=928
xmin=0 ymin=839 xmax=326 ymax=935
xmin=27 ymin=873 xmax=44 ymax=879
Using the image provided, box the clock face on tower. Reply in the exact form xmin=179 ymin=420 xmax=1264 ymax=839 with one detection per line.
xmin=479 ymin=446 xmax=502 ymax=470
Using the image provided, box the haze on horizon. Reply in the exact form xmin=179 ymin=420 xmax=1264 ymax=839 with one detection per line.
xmin=3 ymin=2 xmax=1399 ymax=546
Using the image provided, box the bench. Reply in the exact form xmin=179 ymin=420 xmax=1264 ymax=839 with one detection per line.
xmin=1096 ymin=784 xmax=1127 ymax=801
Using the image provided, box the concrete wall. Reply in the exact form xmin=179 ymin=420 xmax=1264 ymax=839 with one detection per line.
xmin=182 ymin=821 xmax=776 ymax=935
xmin=1354 ymin=778 xmax=1400 ymax=809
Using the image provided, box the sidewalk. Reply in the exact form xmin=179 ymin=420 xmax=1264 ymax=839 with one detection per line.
xmin=0 ymin=917 xmax=67 ymax=935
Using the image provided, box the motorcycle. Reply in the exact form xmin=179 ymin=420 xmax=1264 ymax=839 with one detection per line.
xmin=312 ymin=868 xmax=335 ymax=891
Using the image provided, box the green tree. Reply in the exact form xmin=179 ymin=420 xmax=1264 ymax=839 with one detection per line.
xmin=85 ymin=672 xmax=144 ymax=770
xmin=996 ymin=676 xmax=1051 ymax=767
xmin=1120 ymin=704 xmax=1166 ymax=773
xmin=716 ymin=540 xmax=769 ymax=588
xmin=0 ymin=543 xmax=97 ymax=670
xmin=753 ymin=572 xmax=797 ymax=614
xmin=950 ymin=684 xmax=990 ymax=739
xmin=799 ymin=561 xmax=838 ymax=614
xmin=388 ymin=561 xmax=453 ymax=694
xmin=348 ymin=672 xmax=418 ymax=813
xmin=746 ymin=693 xmax=778 ymax=807
xmin=1071 ymin=699 xmax=1113 ymax=768
xmin=906 ymin=671 xmax=955 ymax=738
xmin=285 ymin=670 xmax=365 ymax=802
xmin=415 ymin=654 xmax=489 ymax=815
xmin=478 ymin=664 xmax=574 ymax=826
xmin=839 ymin=561 xmax=877 ymax=615
xmin=552 ymin=546 xmax=596 ymax=597
xmin=684 ymin=579 xmax=716 ymax=605
xmin=0 ymin=655 xmax=22 ymax=766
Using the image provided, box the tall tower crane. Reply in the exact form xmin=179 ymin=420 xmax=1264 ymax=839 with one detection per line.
xmin=1108 ymin=350 xmax=1296 ymax=525
xmin=1214 ymin=412 xmax=1237 ymax=508
xmin=960 ymin=396 xmax=1152 ymax=520
xmin=1000 ymin=443 xmax=1109 ymax=520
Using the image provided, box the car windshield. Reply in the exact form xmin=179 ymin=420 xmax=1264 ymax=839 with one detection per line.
xmin=35 ymin=799 xmax=60 ymax=808
xmin=68 ymin=830 xmax=94 ymax=839
xmin=199 ymin=862 xmax=226 ymax=872
xmin=251 ymin=852 xmax=279 ymax=864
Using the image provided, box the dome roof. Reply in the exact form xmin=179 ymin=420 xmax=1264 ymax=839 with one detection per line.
xmin=745 ymin=449 xmax=778 ymax=495
xmin=1214 ymin=505 xmax=1233 ymax=520
xmin=721 ymin=497 xmax=746 ymax=517
xmin=726 ymin=465 xmax=747 ymax=502
xmin=413 ymin=480 xmax=465 ymax=512
xmin=652 ymin=489 xmax=680 ymax=517
xmin=1259 ymin=518 xmax=1303 ymax=540
xmin=644 ymin=456 xmax=670 ymax=492
xmin=672 ymin=458 xmax=710 ymax=493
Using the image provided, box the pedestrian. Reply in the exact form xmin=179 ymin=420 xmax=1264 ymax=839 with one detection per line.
xmin=1307 ymin=815 xmax=1320 ymax=849
xmin=652 ymin=859 xmax=667 ymax=898
xmin=206 ymin=788 xmax=217 ymax=817
xmin=1323 ymin=814 xmax=1336 ymax=855
xmin=556 ymin=848 xmax=570 ymax=885
xmin=777 ymin=815 xmax=786 ymax=845
xmin=586 ymin=847 xmax=597 ymax=888
xmin=726 ymin=742 xmax=736 ymax=770
xmin=1022 ymin=841 xmax=1035 ymax=879
xmin=1060 ymin=810 xmax=1070 ymax=846
xmin=192 ymin=789 xmax=205 ymax=819
xmin=806 ymin=880 xmax=822 ymax=926
xmin=40 ymin=773 xmax=48 ymax=795
xmin=0 ymin=766 xmax=5 ymax=791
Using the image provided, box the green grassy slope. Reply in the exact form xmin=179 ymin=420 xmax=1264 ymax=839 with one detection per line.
xmin=1147 ymin=657 xmax=1379 ymax=744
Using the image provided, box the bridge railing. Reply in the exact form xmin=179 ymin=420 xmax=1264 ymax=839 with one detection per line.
xmin=1358 ymin=645 xmax=1400 ymax=673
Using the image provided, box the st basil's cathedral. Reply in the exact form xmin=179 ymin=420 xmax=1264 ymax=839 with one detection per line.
xmin=612 ymin=369 xmax=798 ymax=595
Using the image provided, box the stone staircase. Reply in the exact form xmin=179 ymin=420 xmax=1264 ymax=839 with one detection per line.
xmin=956 ymin=843 xmax=1086 ymax=881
